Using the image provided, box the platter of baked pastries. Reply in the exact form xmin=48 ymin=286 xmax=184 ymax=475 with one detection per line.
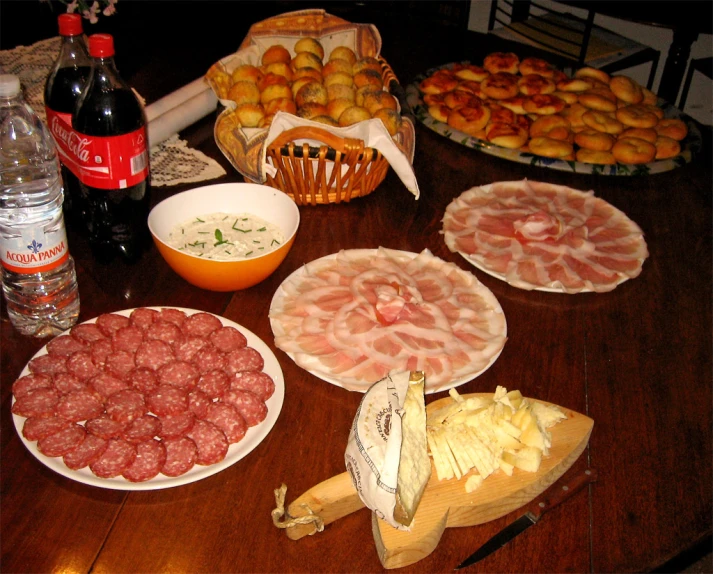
xmin=405 ymin=52 xmax=702 ymax=176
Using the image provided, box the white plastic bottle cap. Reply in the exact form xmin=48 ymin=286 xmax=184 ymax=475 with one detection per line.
xmin=0 ymin=74 xmax=21 ymax=97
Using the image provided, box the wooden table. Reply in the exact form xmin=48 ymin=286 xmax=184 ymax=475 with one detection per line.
xmin=1 ymin=2 xmax=711 ymax=572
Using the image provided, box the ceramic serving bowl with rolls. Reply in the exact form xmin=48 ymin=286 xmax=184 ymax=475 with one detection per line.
xmin=148 ymin=183 xmax=300 ymax=292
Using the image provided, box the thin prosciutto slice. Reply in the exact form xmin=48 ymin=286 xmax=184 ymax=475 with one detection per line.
xmin=269 ymin=248 xmax=507 ymax=393
xmin=442 ymin=180 xmax=649 ymax=293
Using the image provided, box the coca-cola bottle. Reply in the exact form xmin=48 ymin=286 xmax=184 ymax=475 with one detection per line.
xmin=72 ymin=33 xmax=150 ymax=263
xmin=44 ymin=13 xmax=91 ymax=229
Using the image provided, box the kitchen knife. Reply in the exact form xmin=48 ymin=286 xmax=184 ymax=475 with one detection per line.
xmin=454 ymin=468 xmax=598 ymax=570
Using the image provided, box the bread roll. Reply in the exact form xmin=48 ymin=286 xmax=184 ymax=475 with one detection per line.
xmin=338 ymin=105 xmax=371 ymax=126
xmin=294 ymin=37 xmax=324 ymax=60
xmin=261 ymin=45 xmax=291 ymax=66
xmin=329 ymin=46 xmax=357 ymax=66
xmin=327 ymin=83 xmax=356 ymax=103
xmin=227 ymin=81 xmax=260 ymax=106
xmin=231 ymin=64 xmax=263 ymax=85
xmin=291 ymin=51 xmax=323 ymax=73
xmin=260 ymin=82 xmax=293 ymax=106
xmin=373 ymin=108 xmax=402 ymax=136
xmin=295 ymin=81 xmax=328 ymax=107
xmin=234 ymin=103 xmax=265 ymax=128
xmin=323 ymin=59 xmax=353 ymax=78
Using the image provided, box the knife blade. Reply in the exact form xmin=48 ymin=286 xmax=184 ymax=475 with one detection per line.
xmin=454 ymin=468 xmax=598 ymax=570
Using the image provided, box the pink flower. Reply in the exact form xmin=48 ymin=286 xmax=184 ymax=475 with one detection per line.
xmin=82 ymin=0 xmax=100 ymax=24
xmin=65 ymin=0 xmax=79 ymax=13
xmin=103 ymin=0 xmax=117 ymax=16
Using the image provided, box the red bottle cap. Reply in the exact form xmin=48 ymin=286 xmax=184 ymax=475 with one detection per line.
xmin=58 ymin=13 xmax=83 ymax=36
xmin=89 ymin=34 xmax=115 ymax=58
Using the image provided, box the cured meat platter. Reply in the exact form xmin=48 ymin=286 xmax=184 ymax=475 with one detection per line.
xmin=11 ymin=308 xmax=285 ymax=490
xmin=277 ymin=393 xmax=593 ymax=569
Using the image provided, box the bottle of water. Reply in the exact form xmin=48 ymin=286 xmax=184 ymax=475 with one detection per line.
xmin=0 ymin=74 xmax=80 ymax=337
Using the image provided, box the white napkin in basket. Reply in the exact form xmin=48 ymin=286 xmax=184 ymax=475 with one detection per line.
xmin=263 ymin=111 xmax=420 ymax=199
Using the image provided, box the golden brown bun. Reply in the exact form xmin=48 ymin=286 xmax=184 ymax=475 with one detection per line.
xmin=573 ymin=129 xmax=615 ymax=151
xmin=576 ymin=148 xmax=617 ymax=164
xmin=295 ymin=81 xmax=329 ymax=107
xmin=522 ymin=94 xmax=565 ymax=115
xmin=323 ymin=72 xmax=354 ymax=89
xmin=292 ymin=66 xmax=322 ymax=83
xmin=486 ymin=122 xmax=529 ymax=148
xmin=327 ymin=83 xmax=356 ymax=103
xmin=261 ymin=45 xmax=291 ymax=66
xmin=294 ymin=37 xmax=324 ymax=60
xmin=655 ymin=118 xmax=688 ymax=140
xmin=419 ymin=72 xmax=459 ymax=95
xmin=615 ymin=104 xmax=659 ymax=128
xmin=322 ymin=59 xmax=354 ymax=78
xmin=620 ymin=127 xmax=657 ymax=143
xmin=453 ymin=64 xmax=489 ymax=82
xmin=291 ymin=77 xmax=316 ymax=99
xmin=518 ymin=57 xmax=556 ymax=78
xmin=353 ymin=69 xmax=383 ymax=89
xmin=551 ymin=90 xmax=578 ymax=104
xmin=231 ymin=64 xmax=263 ymax=85
xmin=352 ymin=57 xmax=382 ymax=75
xmin=483 ymin=52 xmax=520 ymax=75
xmin=582 ymin=110 xmax=624 ymax=134
xmin=310 ymin=114 xmax=339 ymax=127
xmin=518 ymin=74 xmax=556 ymax=96
xmin=338 ymin=105 xmax=371 ymax=126
xmin=373 ymin=108 xmax=402 ymax=136
xmin=355 ymin=85 xmax=383 ymax=107
xmin=578 ymin=91 xmax=618 ymax=112
xmin=529 ymin=115 xmax=571 ymax=141
xmin=327 ymin=97 xmax=355 ymax=122
xmin=555 ymin=77 xmax=592 ymax=92
xmin=529 ymin=136 xmax=574 ymax=158
xmin=234 ymin=103 xmax=265 ymax=128
xmin=257 ymin=72 xmax=289 ymax=92
xmin=447 ymin=105 xmax=491 ymax=135
xmin=263 ymin=62 xmax=293 ymax=83
xmin=574 ymin=66 xmax=611 ymax=84
xmin=260 ymin=83 xmax=293 ymax=106
xmin=654 ymin=136 xmax=681 ymax=159
xmin=329 ymin=46 xmax=357 ymax=66
xmin=428 ymin=104 xmax=451 ymax=123
xmin=481 ymin=72 xmax=519 ymax=100
xmin=227 ymin=81 xmax=260 ymax=106
xmin=264 ymin=97 xmax=297 ymax=116
xmin=297 ymin=103 xmax=329 ymax=120
xmin=609 ymin=75 xmax=644 ymax=104
xmin=291 ymin=51 xmax=323 ymax=73
xmin=363 ymin=91 xmax=398 ymax=115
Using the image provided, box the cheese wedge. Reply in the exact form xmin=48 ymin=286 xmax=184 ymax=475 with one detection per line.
xmin=394 ymin=371 xmax=431 ymax=527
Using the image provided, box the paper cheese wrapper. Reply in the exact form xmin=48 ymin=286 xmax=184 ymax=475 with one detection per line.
xmin=344 ymin=371 xmax=411 ymax=531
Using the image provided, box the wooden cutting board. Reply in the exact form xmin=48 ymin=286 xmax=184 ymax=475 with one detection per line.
xmin=279 ymin=393 xmax=593 ymax=569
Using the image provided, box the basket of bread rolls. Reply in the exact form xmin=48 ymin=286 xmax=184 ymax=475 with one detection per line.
xmin=206 ymin=9 xmax=416 ymax=205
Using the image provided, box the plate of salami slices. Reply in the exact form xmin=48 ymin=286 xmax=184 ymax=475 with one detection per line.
xmin=269 ymin=248 xmax=507 ymax=394
xmin=10 ymin=307 xmax=284 ymax=490
xmin=442 ymin=180 xmax=649 ymax=293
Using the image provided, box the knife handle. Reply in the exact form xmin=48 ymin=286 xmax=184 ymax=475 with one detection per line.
xmin=530 ymin=468 xmax=597 ymax=520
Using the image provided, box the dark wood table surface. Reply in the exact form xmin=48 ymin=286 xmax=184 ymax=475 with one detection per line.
xmin=1 ymin=2 xmax=711 ymax=573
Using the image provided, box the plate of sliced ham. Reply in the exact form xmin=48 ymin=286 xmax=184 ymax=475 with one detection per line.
xmin=442 ymin=180 xmax=649 ymax=293
xmin=269 ymin=248 xmax=507 ymax=393
xmin=10 ymin=307 xmax=284 ymax=490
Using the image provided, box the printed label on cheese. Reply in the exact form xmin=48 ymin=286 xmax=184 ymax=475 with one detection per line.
xmin=345 ymin=370 xmax=410 ymax=531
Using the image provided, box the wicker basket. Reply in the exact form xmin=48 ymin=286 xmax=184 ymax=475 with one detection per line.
xmin=208 ymin=10 xmax=416 ymax=206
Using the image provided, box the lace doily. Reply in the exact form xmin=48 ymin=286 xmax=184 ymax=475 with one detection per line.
xmin=0 ymin=37 xmax=226 ymax=187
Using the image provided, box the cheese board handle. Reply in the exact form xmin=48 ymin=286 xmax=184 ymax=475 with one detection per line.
xmin=284 ymin=471 xmax=365 ymax=540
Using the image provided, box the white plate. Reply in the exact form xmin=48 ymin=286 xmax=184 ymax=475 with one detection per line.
xmin=12 ymin=307 xmax=284 ymax=491
xmin=269 ymin=249 xmax=507 ymax=394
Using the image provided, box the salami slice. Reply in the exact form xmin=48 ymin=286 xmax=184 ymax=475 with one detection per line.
xmin=161 ymin=436 xmax=197 ymax=477
xmin=173 ymin=337 xmax=211 ymax=363
xmin=105 ymin=389 xmax=147 ymax=424
xmin=187 ymin=388 xmax=211 ymax=419
xmin=67 ymin=350 xmax=102 ymax=380
xmin=56 ymin=390 xmax=104 ymax=422
xmin=12 ymin=373 xmax=53 ymax=400
xmin=128 ymin=367 xmax=159 ymax=394
xmin=135 ymin=339 xmax=175 ymax=371
xmin=186 ymin=419 xmax=229 ymax=465
xmin=70 ymin=322 xmax=106 ymax=344
xmin=22 ymin=415 xmax=72 ymax=441
xmin=28 ymin=353 xmax=67 ymax=376
xmin=157 ymin=360 xmax=199 ymax=389
xmin=196 ymin=369 xmax=231 ymax=400
xmin=122 ymin=414 xmax=162 ymax=444
xmin=193 ymin=347 xmax=227 ymax=375
xmin=37 ymin=424 xmax=85 ymax=458
xmin=157 ymin=411 xmax=195 ymax=439
xmin=146 ymin=321 xmax=184 ymax=345
xmin=122 ymin=438 xmax=167 ymax=482
xmin=209 ymin=326 xmax=247 ymax=353
xmin=86 ymin=414 xmax=126 ymax=439
xmin=221 ymin=389 xmax=268 ymax=427
xmin=90 ymin=438 xmax=137 ymax=478
xmin=63 ymin=434 xmax=109 ymax=470
xmin=90 ymin=338 xmax=114 ymax=368
xmin=182 ymin=312 xmax=222 ymax=338
xmin=111 ymin=325 xmax=145 ymax=354
xmin=53 ymin=373 xmax=88 ymax=395
xmin=47 ymin=335 xmax=88 ymax=357
xmin=90 ymin=372 xmax=129 ymax=399
xmin=204 ymin=403 xmax=247 ymax=444
xmin=95 ymin=313 xmax=130 ymax=337
xmin=129 ymin=307 xmax=160 ymax=330
xmin=160 ymin=308 xmax=187 ymax=327
xmin=146 ymin=385 xmax=189 ymax=417
xmin=105 ymin=350 xmax=136 ymax=379
xmin=231 ymin=371 xmax=276 ymax=401
xmin=225 ymin=347 xmax=264 ymax=375
xmin=11 ymin=388 xmax=60 ymax=418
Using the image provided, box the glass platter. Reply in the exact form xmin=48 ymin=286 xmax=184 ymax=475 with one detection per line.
xmin=405 ymin=61 xmax=703 ymax=176
xmin=11 ymin=307 xmax=285 ymax=491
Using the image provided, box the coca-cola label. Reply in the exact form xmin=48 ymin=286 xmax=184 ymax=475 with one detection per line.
xmin=0 ymin=224 xmax=70 ymax=274
xmin=69 ymin=126 xmax=149 ymax=190
xmin=46 ymin=108 xmax=84 ymax=178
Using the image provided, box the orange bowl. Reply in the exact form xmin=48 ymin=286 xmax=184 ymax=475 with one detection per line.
xmin=148 ymin=183 xmax=300 ymax=291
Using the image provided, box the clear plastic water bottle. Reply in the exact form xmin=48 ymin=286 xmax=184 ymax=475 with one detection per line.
xmin=0 ymin=74 xmax=80 ymax=337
